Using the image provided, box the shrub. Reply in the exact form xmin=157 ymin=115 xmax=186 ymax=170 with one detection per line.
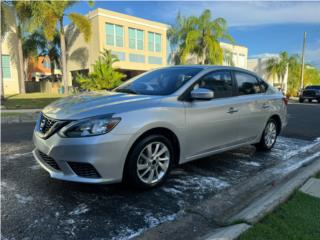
xmin=77 ymin=49 xmax=125 ymax=91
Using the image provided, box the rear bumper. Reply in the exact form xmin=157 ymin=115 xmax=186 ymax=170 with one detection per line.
xmin=33 ymin=130 xmax=133 ymax=184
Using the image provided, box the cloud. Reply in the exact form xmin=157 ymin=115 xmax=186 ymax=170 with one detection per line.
xmin=249 ymin=53 xmax=279 ymax=59
xmin=250 ymin=49 xmax=320 ymax=67
xmin=153 ymin=1 xmax=320 ymax=27
xmin=305 ymin=46 xmax=320 ymax=67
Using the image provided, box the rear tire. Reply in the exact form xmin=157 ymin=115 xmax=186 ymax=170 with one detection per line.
xmin=255 ymin=119 xmax=278 ymax=151
xmin=124 ymin=134 xmax=173 ymax=189
xmin=299 ymin=98 xmax=304 ymax=103
xmin=308 ymin=99 xmax=312 ymax=103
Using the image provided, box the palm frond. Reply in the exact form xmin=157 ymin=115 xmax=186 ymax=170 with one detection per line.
xmin=68 ymin=13 xmax=92 ymax=42
xmin=1 ymin=2 xmax=13 ymax=38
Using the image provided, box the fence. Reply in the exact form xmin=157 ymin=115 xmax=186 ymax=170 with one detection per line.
xmin=26 ymin=81 xmax=61 ymax=94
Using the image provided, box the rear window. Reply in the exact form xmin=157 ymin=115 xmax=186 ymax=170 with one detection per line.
xmin=306 ymin=86 xmax=320 ymax=90
xmin=234 ymin=71 xmax=262 ymax=95
xmin=259 ymin=79 xmax=269 ymax=93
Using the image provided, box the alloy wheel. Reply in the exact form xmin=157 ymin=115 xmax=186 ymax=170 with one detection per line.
xmin=136 ymin=142 xmax=170 ymax=184
xmin=264 ymin=121 xmax=277 ymax=148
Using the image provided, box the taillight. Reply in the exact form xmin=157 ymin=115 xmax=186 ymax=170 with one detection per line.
xmin=282 ymin=97 xmax=288 ymax=105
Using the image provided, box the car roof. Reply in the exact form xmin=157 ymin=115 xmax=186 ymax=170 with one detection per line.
xmin=163 ymin=65 xmax=259 ymax=76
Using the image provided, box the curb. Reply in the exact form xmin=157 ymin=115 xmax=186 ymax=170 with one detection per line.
xmin=201 ymin=157 xmax=320 ymax=240
xmin=136 ymin=143 xmax=320 ymax=240
xmin=230 ymin=157 xmax=320 ymax=224
xmin=201 ymin=223 xmax=251 ymax=240
xmin=1 ymin=109 xmax=42 ymax=113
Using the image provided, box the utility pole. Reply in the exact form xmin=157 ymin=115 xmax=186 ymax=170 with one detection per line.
xmin=300 ymin=32 xmax=307 ymax=90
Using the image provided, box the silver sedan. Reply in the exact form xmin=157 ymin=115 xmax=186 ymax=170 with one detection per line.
xmin=33 ymin=66 xmax=287 ymax=189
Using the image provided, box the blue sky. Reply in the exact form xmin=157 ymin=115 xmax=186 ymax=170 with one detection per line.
xmin=66 ymin=1 xmax=320 ymax=67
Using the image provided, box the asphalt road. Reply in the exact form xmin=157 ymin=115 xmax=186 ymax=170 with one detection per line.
xmin=1 ymin=103 xmax=320 ymax=240
xmin=281 ymin=102 xmax=320 ymax=140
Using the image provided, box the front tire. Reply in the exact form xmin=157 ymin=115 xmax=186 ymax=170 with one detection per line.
xmin=256 ymin=119 xmax=278 ymax=151
xmin=299 ymin=97 xmax=304 ymax=103
xmin=124 ymin=134 xmax=173 ymax=189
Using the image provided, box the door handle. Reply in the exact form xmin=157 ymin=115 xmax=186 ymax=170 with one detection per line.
xmin=227 ymin=107 xmax=238 ymax=114
xmin=262 ymin=103 xmax=270 ymax=109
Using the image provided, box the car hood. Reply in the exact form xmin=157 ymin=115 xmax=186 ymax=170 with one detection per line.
xmin=43 ymin=91 xmax=162 ymax=120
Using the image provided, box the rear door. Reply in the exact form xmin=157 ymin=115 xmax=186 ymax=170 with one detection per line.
xmin=184 ymin=70 xmax=242 ymax=161
xmin=232 ymin=71 xmax=270 ymax=142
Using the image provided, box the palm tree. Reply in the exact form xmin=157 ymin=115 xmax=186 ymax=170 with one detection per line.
xmin=1 ymin=1 xmax=11 ymax=99
xmin=266 ymin=57 xmax=279 ymax=86
xmin=11 ymin=1 xmax=36 ymax=94
xmin=1 ymin=1 xmax=30 ymax=95
xmin=266 ymin=51 xmax=289 ymax=90
xmin=27 ymin=1 xmax=92 ymax=94
xmin=167 ymin=12 xmax=186 ymax=65
xmin=36 ymin=30 xmax=61 ymax=81
xmin=223 ymin=49 xmax=235 ymax=66
xmin=278 ymin=52 xmax=289 ymax=89
xmin=46 ymin=33 xmax=61 ymax=82
xmin=169 ymin=9 xmax=233 ymax=65
xmin=22 ymin=31 xmax=47 ymax=83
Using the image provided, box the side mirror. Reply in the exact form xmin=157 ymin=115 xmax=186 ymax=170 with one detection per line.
xmin=190 ymin=88 xmax=214 ymax=100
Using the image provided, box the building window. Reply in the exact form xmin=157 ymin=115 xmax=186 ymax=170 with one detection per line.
xmin=129 ymin=28 xmax=144 ymax=50
xmin=148 ymin=56 xmax=162 ymax=64
xmin=1 ymin=55 xmax=11 ymax=79
xmin=106 ymin=23 xmax=124 ymax=47
xmin=129 ymin=53 xmax=145 ymax=63
xmin=112 ymin=51 xmax=126 ymax=61
xmin=148 ymin=32 xmax=161 ymax=52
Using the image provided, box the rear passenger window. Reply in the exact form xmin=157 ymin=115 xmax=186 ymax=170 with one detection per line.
xmin=235 ymin=72 xmax=262 ymax=95
xmin=195 ymin=71 xmax=233 ymax=99
xmin=259 ymin=79 xmax=269 ymax=93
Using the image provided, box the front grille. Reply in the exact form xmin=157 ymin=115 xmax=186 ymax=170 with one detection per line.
xmin=39 ymin=114 xmax=58 ymax=134
xmin=38 ymin=151 xmax=61 ymax=171
xmin=68 ymin=162 xmax=101 ymax=178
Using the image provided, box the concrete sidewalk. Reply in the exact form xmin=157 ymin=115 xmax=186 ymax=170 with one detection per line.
xmin=300 ymin=178 xmax=320 ymax=198
xmin=1 ymin=109 xmax=41 ymax=123
xmin=201 ymin=159 xmax=320 ymax=240
xmin=1 ymin=109 xmax=42 ymax=113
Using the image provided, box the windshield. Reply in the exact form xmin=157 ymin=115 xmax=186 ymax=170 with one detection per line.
xmin=306 ymin=86 xmax=320 ymax=90
xmin=114 ymin=67 xmax=203 ymax=95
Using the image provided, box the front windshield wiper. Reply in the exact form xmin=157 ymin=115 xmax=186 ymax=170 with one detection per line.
xmin=115 ymin=88 xmax=138 ymax=94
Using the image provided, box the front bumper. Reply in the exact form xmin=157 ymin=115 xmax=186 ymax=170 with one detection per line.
xmin=33 ymin=130 xmax=132 ymax=184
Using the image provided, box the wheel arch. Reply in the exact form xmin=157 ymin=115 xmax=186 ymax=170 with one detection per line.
xmin=123 ymin=127 xmax=181 ymax=179
xmin=269 ymin=114 xmax=282 ymax=135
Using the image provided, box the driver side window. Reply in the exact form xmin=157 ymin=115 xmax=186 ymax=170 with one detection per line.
xmin=195 ymin=71 xmax=233 ymax=99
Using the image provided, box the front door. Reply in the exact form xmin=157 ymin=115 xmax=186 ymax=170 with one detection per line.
xmin=184 ymin=70 xmax=241 ymax=161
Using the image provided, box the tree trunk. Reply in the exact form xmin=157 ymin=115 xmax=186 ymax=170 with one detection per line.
xmin=0 ymin=41 xmax=4 ymax=101
xmin=60 ymin=19 xmax=68 ymax=95
xmin=50 ymin=62 xmax=56 ymax=82
xmin=17 ymin=36 xmax=26 ymax=94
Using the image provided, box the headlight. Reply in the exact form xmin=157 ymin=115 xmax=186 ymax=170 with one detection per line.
xmin=61 ymin=116 xmax=121 ymax=137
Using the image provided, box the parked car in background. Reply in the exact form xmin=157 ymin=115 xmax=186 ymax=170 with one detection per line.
xmin=299 ymin=85 xmax=320 ymax=103
xmin=33 ymin=66 xmax=287 ymax=189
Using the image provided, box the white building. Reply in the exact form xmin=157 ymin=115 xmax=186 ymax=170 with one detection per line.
xmin=170 ymin=42 xmax=248 ymax=69
xmin=247 ymin=57 xmax=288 ymax=93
